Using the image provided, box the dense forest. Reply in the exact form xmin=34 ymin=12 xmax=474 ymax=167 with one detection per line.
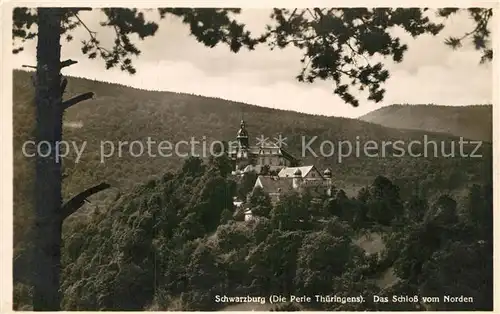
xmin=13 ymin=70 xmax=493 ymax=310
xmin=14 ymin=154 xmax=493 ymax=310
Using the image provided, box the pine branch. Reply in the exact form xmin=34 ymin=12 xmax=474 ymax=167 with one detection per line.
xmin=69 ymin=7 xmax=92 ymax=12
xmin=61 ymin=182 xmax=111 ymax=220
xmin=62 ymin=92 xmax=94 ymax=110
xmin=60 ymin=59 xmax=78 ymax=69
xmin=74 ymin=12 xmax=134 ymax=73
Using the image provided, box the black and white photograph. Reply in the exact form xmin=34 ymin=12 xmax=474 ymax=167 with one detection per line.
xmin=5 ymin=3 xmax=496 ymax=311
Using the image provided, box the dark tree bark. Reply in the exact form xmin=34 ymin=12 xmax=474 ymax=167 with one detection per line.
xmin=33 ymin=8 xmax=63 ymax=311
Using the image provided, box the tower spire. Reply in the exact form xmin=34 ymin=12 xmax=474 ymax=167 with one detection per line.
xmin=236 ymin=112 xmax=249 ymax=148
xmin=241 ymin=109 xmax=245 ymax=126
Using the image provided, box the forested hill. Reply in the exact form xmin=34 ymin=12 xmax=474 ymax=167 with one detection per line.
xmin=359 ymin=104 xmax=492 ymax=142
xmin=13 ymin=70 xmax=493 ymax=311
xmin=13 ymin=69 xmax=491 ymax=240
xmin=13 ymin=69 xmax=491 ymax=197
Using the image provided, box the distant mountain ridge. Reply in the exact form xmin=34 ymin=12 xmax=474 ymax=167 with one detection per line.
xmin=359 ymin=104 xmax=492 ymax=142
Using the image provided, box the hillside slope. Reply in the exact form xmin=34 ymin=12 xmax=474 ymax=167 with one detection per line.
xmin=13 ymin=70 xmax=492 ymax=244
xmin=359 ymin=104 xmax=492 ymax=141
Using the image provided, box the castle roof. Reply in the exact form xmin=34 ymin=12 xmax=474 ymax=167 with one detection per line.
xmin=227 ymin=145 xmax=299 ymax=162
xmin=254 ymin=174 xmax=329 ymax=199
xmin=254 ymin=176 xmax=294 ymax=194
xmin=278 ymin=166 xmax=315 ymax=178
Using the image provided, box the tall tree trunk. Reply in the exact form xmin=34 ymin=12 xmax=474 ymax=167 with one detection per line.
xmin=33 ymin=8 xmax=63 ymax=311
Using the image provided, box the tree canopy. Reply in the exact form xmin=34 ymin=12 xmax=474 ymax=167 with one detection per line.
xmin=13 ymin=7 xmax=493 ymax=106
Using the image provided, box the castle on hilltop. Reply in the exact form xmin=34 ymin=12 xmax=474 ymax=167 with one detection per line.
xmin=228 ymin=119 xmax=334 ymax=221
xmin=227 ymin=119 xmax=300 ymax=175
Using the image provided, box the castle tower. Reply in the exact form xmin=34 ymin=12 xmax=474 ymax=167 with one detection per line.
xmin=236 ymin=119 xmax=249 ymax=148
xmin=234 ymin=119 xmax=250 ymax=172
xmin=292 ymin=168 xmax=303 ymax=189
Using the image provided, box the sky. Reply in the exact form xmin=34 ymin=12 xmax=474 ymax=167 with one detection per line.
xmin=11 ymin=8 xmax=493 ymax=118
